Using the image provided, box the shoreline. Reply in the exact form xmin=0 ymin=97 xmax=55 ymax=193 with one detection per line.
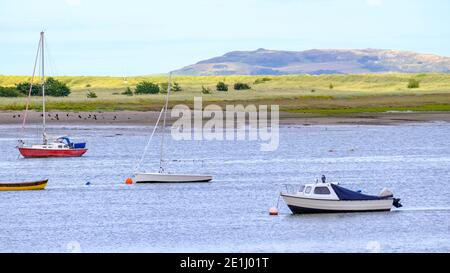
xmin=1 ymin=110 xmax=450 ymax=126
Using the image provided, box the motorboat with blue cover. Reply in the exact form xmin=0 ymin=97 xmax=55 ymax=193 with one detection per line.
xmin=281 ymin=180 xmax=402 ymax=214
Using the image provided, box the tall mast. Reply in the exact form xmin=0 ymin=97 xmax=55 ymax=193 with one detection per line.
xmin=41 ymin=31 xmax=47 ymax=144
xmin=19 ymin=33 xmax=42 ymax=142
xmin=159 ymin=72 xmax=171 ymax=173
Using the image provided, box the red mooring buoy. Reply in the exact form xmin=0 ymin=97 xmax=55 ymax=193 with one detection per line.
xmin=125 ymin=177 xmax=133 ymax=185
xmin=269 ymin=207 xmax=279 ymax=216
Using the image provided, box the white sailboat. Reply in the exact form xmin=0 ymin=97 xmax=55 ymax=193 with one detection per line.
xmin=134 ymin=73 xmax=212 ymax=183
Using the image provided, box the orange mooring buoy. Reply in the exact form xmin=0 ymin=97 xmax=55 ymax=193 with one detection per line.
xmin=125 ymin=177 xmax=133 ymax=185
xmin=269 ymin=207 xmax=279 ymax=216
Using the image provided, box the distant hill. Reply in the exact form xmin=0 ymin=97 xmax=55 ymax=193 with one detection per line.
xmin=173 ymin=48 xmax=450 ymax=75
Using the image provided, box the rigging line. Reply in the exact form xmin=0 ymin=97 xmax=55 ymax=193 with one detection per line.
xmin=132 ymin=107 xmax=165 ymax=173
xmin=20 ymin=34 xmax=42 ymax=140
xmin=44 ymin=36 xmax=58 ymax=77
xmin=159 ymin=72 xmax=172 ymax=173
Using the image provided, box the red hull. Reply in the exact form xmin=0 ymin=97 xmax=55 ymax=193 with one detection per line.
xmin=18 ymin=147 xmax=88 ymax=158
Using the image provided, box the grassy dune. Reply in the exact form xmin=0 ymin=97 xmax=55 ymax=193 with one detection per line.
xmin=0 ymin=73 xmax=449 ymax=113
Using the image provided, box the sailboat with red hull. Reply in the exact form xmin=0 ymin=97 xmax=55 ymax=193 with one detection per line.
xmin=17 ymin=31 xmax=87 ymax=158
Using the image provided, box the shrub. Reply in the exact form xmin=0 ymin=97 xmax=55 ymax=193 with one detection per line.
xmin=16 ymin=77 xmax=71 ymax=97
xmin=0 ymin=86 xmax=21 ymax=97
xmin=234 ymin=82 xmax=251 ymax=90
xmin=407 ymin=79 xmax=420 ymax=89
xmin=135 ymin=81 xmax=160 ymax=94
xmin=329 ymin=83 xmax=334 ymax=89
xmin=216 ymin=81 xmax=228 ymax=91
xmin=86 ymin=84 xmax=91 ymax=88
xmin=86 ymin=90 xmax=97 ymax=98
xmin=254 ymin=77 xmax=271 ymax=84
xmin=160 ymin=82 xmax=183 ymax=93
xmin=201 ymin=86 xmax=212 ymax=94
xmin=15 ymin=81 xmax=41 ymax=96
xmin=45 ymin=77 xmax=71 ymax=97
xmin=121 ymin=87 xmax=133 ymax=96
xmin=173 ymin=82 xmax=182 ymax=92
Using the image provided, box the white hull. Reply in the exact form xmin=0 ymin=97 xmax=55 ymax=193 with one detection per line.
xmin=281 ymin=193 xmax=394 ymax=214
xmin=134 ymin=172 xmax=212 ymax=183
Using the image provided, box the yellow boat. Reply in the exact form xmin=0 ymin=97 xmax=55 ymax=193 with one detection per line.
xmin=0 ymin=179 xmax=48 ymax=191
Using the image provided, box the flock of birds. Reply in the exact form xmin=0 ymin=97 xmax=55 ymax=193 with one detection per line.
xmin=10 ymin=112 xmax=129 ymax=122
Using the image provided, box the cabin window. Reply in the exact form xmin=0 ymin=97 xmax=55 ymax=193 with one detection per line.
xmin=58 ymin=145 xmax=63 ymax=148
xmin=314 ymin=186 xmax=331 ymax=195
xmin=305 ymin=186 xmax=312 ymax=194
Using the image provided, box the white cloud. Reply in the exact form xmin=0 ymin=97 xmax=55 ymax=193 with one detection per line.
xmin=65 ymin=0 xmax=81 ymax=7
xmin=366 ymin=0 xmax=383 ymax=7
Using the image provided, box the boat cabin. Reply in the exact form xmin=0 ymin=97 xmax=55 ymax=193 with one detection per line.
xmin=291 ymin=182 xmax=394 ymax=202
xmin=30 ymin=143 xmax=70 ymax=150
xmin=295 ymin=183 xmax=340 ymax=200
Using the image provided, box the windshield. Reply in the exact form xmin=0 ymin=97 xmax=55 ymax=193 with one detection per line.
xmin=298 ymin=185 xmax=305 ymax=193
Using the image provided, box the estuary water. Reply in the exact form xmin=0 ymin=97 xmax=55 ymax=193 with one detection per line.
xmin=0 ymin=123 xmax=449 ymax=252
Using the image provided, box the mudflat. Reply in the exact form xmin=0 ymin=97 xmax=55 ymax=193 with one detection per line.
xmin=1 ymin=110 xmax=449 ymax=126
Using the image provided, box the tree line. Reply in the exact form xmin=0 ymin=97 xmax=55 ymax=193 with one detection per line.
xmin=0 ymin=77 xmax=70 ymax=97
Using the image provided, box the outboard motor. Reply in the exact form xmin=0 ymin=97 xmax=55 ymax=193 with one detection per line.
xmin=379 ymin=188 xmax=402 ymax=208
xmin=379 ymin=188 xmax=394 ymax=198
xmin=393 ymin=198 xmax=403 ymax=208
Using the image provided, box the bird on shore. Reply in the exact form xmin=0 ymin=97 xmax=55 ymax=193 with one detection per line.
xmin=78 ymin=115 xmax=82 ymax=119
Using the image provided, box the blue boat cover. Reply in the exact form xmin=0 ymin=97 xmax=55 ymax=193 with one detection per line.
xmin=58 ymin=137 xmax=72 ymax=147
xmin=57 ymin=137 xmax=86 ymax=149
xmin=73 ymin=143 xmax=86 ymax=149
xmin=330 ymin=184 xmax=382 ymax=200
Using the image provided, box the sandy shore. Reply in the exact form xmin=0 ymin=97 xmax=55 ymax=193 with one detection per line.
xmin=1 ymin=110 xmax=449 ymax=126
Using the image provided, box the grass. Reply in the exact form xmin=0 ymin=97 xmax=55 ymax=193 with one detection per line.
xmin=0 ymin=73 xmax=449 ymax=114
xmin=287 ymin=104 xmax=450 ymax=114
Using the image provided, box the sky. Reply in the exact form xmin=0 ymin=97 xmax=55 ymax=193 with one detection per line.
xmin=0 ymin=0 xmax=449 ymax=76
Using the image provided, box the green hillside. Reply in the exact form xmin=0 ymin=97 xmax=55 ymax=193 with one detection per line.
xmin=1 ymin=73 xmax=449 ymax=113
